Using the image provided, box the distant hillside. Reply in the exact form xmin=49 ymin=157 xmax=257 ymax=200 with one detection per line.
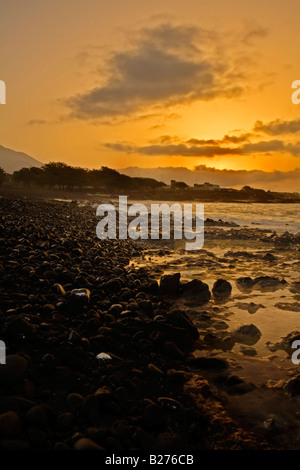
xmin=0 ymin=145 xmax=43 ymax=173
xmin=118 ymin=166 xmax=300 ymax=193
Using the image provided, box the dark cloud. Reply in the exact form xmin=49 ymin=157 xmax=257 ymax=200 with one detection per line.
xmin=65 ymin=22 xmax=260 ymax=120
xmin=254 ymin=118 xmax=300 ymax=135
xmin=221 ymin=133 xmax=252 ymax=144
xmin=105 ymin=141 xmax=239 ymax=156
xmin=105 ymin=136 xmax=300 ymax=157
xmin=27 ymin=119 xmax=48 ymax=126
xmin=186 ymin=132 xmax=252 ymax=145
xmin=241 ymin=26 xmax=268 ymax=45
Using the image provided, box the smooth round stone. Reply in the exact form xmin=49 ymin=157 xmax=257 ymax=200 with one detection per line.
xmin=0 ymin=411 xmax=22 ymax=438
xmin=25 ymin=405 xmax=48 ymax=429
xmin=74 ymin=437 xmax=105 ymax=450
xmin=232 ymin=324 xmax=262 ymax=346
xmin=0 ymin=355 xmax=28 ymax=386
xmin=67 ymin=393 xmax=84 ymax=411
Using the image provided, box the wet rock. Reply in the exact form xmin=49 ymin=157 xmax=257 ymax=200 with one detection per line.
xmin=108 ymin=304 xmax=123 ymax=315
xmin=212 ymin=279 xmax=232 ymax=299
xmin=236 ymin=277 xmax=255 ymax=291
xmin=284 ymin=375 xmax=300 ymax=396
xmin=255 ymin=276 xmax=287 ymax=289
xmin=0 ymin=411 xmax=22 ymax=438
xmin=2 ymin=317 xmax=35 ymax=342
xmin=69 ymin=288 xmax=90 ymax=306
xmin=67 ymin=393 xmax=84 ymax=411
xmin=203 ymin=333 xmax=222 ymax=348
xmin=159 ymin=273 xmax=181 ymax=295
xmin=275 ymin=302 xmax=300 ymax=312
xmin=25 ymin=405 xmax=49 ymax=429
xmin=181 ymin=279 xmax=211 ymax=304
xmin=269 ymin=331 xmax=300 ymax=355
xmin=41 ymin=353 xmax=56 ymax=371
xmin=148 ymin=364 xmax=164 ymax=376
xmin=166 ymin=310 xmax=199 ymax=339
xmin=96 ymin=352 xmax=113 ymax=362
xmin=222 ymin=375 xmax=257 ymax=395
xmin=236 ymin=276 xmax=287 ymax=292
xmin=0 ymin=355 xmax=28 ymax=386
xmin=231 ymin=324 xmax=262 ymax=345
xmin=263 ymin=416 xmax=281 ymax=432
xmin=290 ymin=282 xmax=300 ymax=294
xmin=157 ymin=397 xmax=183 ymax=411
xmin=220 ymin=335 xmax=235 ymax=351
xmin=53 ymin=283 xmax=66 ymax=296
xmin=95 ymin=386 xmax=113 ymax=403
xmin=247 ymin=302 xmax=264 ymax=314
xmin=212 ymin=320 xmax=229 ymax=330
xmin=263 ymin=253 xmax=277 ymax=261
xmin=74 ymin=437 xmax=105 ymax=450
xmin=240 ymin=345 xmax=257 ymax=356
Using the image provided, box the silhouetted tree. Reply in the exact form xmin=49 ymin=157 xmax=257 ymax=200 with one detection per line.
xmin=0 ymin=167 xmax=5 ymax=186
xmin=13 ymin=167 xmax=45 ymax=187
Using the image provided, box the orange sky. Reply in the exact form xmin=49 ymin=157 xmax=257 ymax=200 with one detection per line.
xmin=1 ymin=0 xmax=300 ymax=187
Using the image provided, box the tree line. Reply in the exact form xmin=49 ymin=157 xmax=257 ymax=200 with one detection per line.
xmin=0 ymin=162 xmax=166 ymax=191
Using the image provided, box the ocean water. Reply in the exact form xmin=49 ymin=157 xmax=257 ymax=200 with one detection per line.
xmin=123 ymin=200 xmax=300 ymax=234
xmin=124 ymin=200 xmax=300 ymax=360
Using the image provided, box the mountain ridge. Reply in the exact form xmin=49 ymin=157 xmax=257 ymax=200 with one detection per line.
xmin=0 ymin=145 xmax=43 ymax=173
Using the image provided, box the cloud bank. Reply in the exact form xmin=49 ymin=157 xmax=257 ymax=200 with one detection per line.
xmin=105 ymin=133 xmax=300 ymax=158
xmin=65 ymin=22 xmax=263 ymax=120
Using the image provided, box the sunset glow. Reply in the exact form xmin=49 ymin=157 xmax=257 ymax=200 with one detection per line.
xmin=1 ymin=0 xmax=300 ymax=190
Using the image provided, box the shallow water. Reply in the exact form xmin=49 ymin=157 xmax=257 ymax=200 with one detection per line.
xmin=125 ymin=201 xmax=299 ymax=361
xmin=56 ymin=196 xmax=300 ymax=361
xmin=122 ymin=200 xmax=300 ymax=234
xmin=130 ymin=234 xmax=300 ymax=362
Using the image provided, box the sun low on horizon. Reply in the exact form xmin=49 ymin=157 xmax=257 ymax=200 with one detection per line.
xmin=1 ymin=0 xmax=300 ymax=191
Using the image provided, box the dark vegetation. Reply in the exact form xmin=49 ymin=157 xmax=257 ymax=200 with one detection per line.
xmin=0 ymin=162 xmax=299 ymax=202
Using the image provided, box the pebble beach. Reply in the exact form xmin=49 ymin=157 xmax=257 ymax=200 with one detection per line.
xmin=1 ymin=192 xmax=300 ymax=451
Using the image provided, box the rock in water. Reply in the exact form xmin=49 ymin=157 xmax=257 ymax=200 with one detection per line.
xmin=181 ymin=279 xmax=211 ymax=304
xmin=285 ymin=375 xmax=300 ymax=396
xmin=159 ymin=273 xmax=181 ymax=295
xmin=212 ymin=279 xmax=232 ymax=299
xmin=166 ymin=310 xmax=199 ymax=339
xmin=232 ymin=324 xmax=262 ymax=345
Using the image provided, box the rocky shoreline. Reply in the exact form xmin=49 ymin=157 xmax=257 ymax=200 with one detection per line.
xmin=0 ymin=194 xmax=299 ymax=451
